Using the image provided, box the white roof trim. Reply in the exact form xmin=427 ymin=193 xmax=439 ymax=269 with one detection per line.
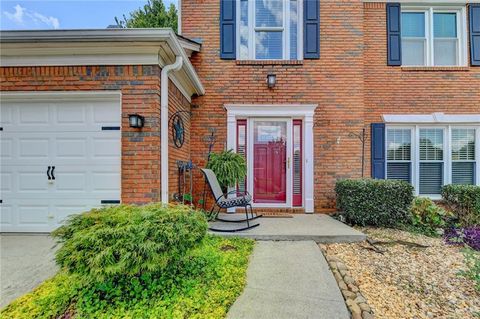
xmin=382 ymin=113 xmax=480 ymax=124
xmin=0 ymin=29 xmax=205 ymax=99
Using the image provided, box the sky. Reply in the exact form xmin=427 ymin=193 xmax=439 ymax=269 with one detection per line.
xmin=1 ymin=0 xmax=177 ymax=30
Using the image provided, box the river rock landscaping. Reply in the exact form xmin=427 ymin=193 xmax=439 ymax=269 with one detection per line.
xmin=323 ymin=227 xmax=480 ymax=319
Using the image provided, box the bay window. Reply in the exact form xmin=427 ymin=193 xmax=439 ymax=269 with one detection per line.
xmin=386 ymin=126 xmax=479 ymax=197
xmin=238 ymin=0 xmax=302 ymax=60
xmin=401 ymin=6 xmax=467 ymax=66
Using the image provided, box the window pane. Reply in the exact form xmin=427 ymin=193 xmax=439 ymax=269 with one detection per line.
xmin=402 ymin=39 xmax=426 ymax=66
xmin=387 ymin=162 xmax=411 ymax=183
xmin=239 ymin=0 xmax=249 ymax=59
xmin=452 ymin=162 xmax=475 ymax=185
xmin=452 ymin=129 xmax=475 ymax=161
xmin=434 ymin=39 xmax=457 ymax=66
xmin=419 ymin=162 xmax=444 ymax=194
xmin=434 ymin=13 xmax=457 ymax=38
xmin=256 ymin=0 xmax=283 ymax=27
xmin=420 ymin=129 xmax=444 ymax=161
xmin=402 ymin=12 xmax=425 ymax=37
xmin=387 ymin=129 xmax=411 ymax=161
xmin=256 ymin=31 xmax=283 ymax=59
xmin=290 ymin=0 xmax=298 ymax=60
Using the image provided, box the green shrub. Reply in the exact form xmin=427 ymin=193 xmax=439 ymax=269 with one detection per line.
xmin=207 ymin=149 xmax=247 ymax=190
xmin=335 ymin=179 xmax=414 ymax=227
xmin=410 ymin=197 xmax=453 ymax=236
xmin=441 ymin=184 xmax=480 ymax=226
xmin=459 ymin=248 xmax=480 ymax=292
xmin=1 ymin=236 xmax=255 ymax=319
xmin=52 ymin=203 xmax=208 ymax=283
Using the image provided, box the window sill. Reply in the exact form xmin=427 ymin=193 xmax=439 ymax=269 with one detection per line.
xmin=236 ymin=60 xmax=304 ymax=66
xmin=401 ymin=66 xmax=470 ymax=72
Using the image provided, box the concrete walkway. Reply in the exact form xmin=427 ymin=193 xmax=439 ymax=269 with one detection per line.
xmin=227 ymin=241 xmax=350 ymax=319
xmin=0 ymin=235 xmax=58 ymax=308
xmin=211 ymin=214 xmax=366 ymax=243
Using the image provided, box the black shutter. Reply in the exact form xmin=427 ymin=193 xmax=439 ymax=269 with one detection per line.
xmin=470 ymin=3 xmax=480 ymax=66
xmin=371 ymin=123 xmax=386 ymax=179
xmin=386 ymin=3 xmax=402 ymax=66
xmin=304 ymin=0 xmax=320 ymax=59
xmin=220 ymin=0 xmax=236 ymax=59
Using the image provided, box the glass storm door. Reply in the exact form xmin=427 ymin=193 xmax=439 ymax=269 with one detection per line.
xmin=253 ymin=120 xmax=288 ymax=203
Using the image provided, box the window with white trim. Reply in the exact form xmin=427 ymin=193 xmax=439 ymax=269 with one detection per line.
xmin=386 ymin=126 xmax=479 ymax=196
xmin=238 ymin=0 xmax=302 ymax=60
xmin=419 ymin=128 xmax=444 ymax=195
xmin=401 ymin=6 xmax=467 ymax=66
xmin=386 ymin=128 xmax=412 ymax=183
xmin=451 ymin=128 xmax=476 ymax=185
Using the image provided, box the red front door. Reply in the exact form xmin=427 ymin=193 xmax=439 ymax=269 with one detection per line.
xmin=253 ymin=121 xmax=287 ymax=203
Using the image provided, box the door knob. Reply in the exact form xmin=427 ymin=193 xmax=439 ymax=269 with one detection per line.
xmin=47 ymin=166 xmax=51 ymax=180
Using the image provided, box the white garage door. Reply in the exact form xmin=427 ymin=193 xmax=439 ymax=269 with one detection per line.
xmin=0 ymin=92 xmax=121 ymax=232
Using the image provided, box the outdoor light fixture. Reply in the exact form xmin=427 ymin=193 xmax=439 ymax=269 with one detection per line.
xmin=128 ymin=113 xmax=145 ymax=128
xmin=266 ymin=73 xmax=276 ymax=88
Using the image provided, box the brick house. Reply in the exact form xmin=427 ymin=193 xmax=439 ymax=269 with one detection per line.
xmin=1 ymin=1 xmax=479 ymax=232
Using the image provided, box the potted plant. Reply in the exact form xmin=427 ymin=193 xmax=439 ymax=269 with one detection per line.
xmin=207 ymin=149 xmax=247 ymax=194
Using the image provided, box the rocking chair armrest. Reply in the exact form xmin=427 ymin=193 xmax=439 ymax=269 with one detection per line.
xmin=225 ymin=190 xmax=250 ymax=197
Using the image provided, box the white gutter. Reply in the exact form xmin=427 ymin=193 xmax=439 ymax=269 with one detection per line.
xmin=161 ymin=56 xmax=183 ymax=204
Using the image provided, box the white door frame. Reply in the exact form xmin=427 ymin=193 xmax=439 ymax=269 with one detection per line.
xmin=225 ymin=104 xmax=317 ymax=213
xmin=248 ymin=118 xmax=292 ymax=208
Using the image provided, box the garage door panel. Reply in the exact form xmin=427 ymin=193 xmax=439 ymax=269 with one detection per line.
xmin=18 ymin=204 xmax=51 ymax=225
xmin=1 ymin=172 xmax=13 ymax=194
xmin=56 ymin=104 xmax=86 ymax=124
xmin=93 ymin=103 xmax=121 ymax=125
xmin=19 ymin=138 xmax=50 ymax=159
xmin=55 ymin=138 xmax=88 ymax=159
xmin=1 ymin=205 xmax=13 ymax=226
xmin=18 ymin=169 xmax=50 ymax=193
xmin=92 ymin=171 xmax=121 ymax=192
xmin=54 ymin=171 xmax=87 ymax=192
xmin=1 ymin=138 xmax=13 ymax=159
xmin=19 ymin=104 xmax=50 ymax=125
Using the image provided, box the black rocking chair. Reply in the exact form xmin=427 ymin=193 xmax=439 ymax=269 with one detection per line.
xmin=201 ymin=168 xmax=262 ymax=232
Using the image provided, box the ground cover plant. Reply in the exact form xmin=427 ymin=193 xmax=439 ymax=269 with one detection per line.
xmin=1 ymin=204 xmax=254 ymax=319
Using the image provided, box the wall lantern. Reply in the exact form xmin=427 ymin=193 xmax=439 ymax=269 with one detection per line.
xmin=128 ymin=113 xmax=145 ymax=128
xmin=266 ymin=73 xmax=276 ymax=88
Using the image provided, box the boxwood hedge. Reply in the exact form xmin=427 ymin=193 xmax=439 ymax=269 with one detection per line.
xmin=441 ymin=184 xmax=480 ymax=226
xmin=335 ymin=179 xmax=414 ymax=227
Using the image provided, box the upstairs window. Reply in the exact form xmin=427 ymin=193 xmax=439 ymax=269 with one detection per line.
xmin=401 ymin=6 xmax=467 ymax=66
xmin=238 ymin=0 xmax=302 ymax=60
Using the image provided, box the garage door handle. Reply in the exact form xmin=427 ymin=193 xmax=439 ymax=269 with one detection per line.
xmin=51 ymin=166 xmax=55 ymax=180
xmin=47 ymin=166 xmax=51 ymax=180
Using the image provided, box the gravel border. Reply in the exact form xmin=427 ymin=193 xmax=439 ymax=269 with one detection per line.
xmin=320 ymin=244 xmax=375 ymax=319
xmin=322 ymin=227 xmax=479 ymax=319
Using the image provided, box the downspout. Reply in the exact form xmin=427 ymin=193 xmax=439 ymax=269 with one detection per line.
xmin=161 ymin=56 xmax=183 ymax=204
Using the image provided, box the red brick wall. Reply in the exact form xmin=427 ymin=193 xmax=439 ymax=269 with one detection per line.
xmin=168 ymin=82 xmax=192 ymax=202
xmin=182 ymin=0 xmax=366 ymax=210
xmin=0 ymin=65 xmax=163 ymax=204
xmin=363 ymin=2 xmax=480 ymax=176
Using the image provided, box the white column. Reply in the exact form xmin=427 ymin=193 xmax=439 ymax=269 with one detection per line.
xmin=226 ymin=113 xmax=237 ymax=212
xmin=304 ymin=113 xmax=315 ymax=213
